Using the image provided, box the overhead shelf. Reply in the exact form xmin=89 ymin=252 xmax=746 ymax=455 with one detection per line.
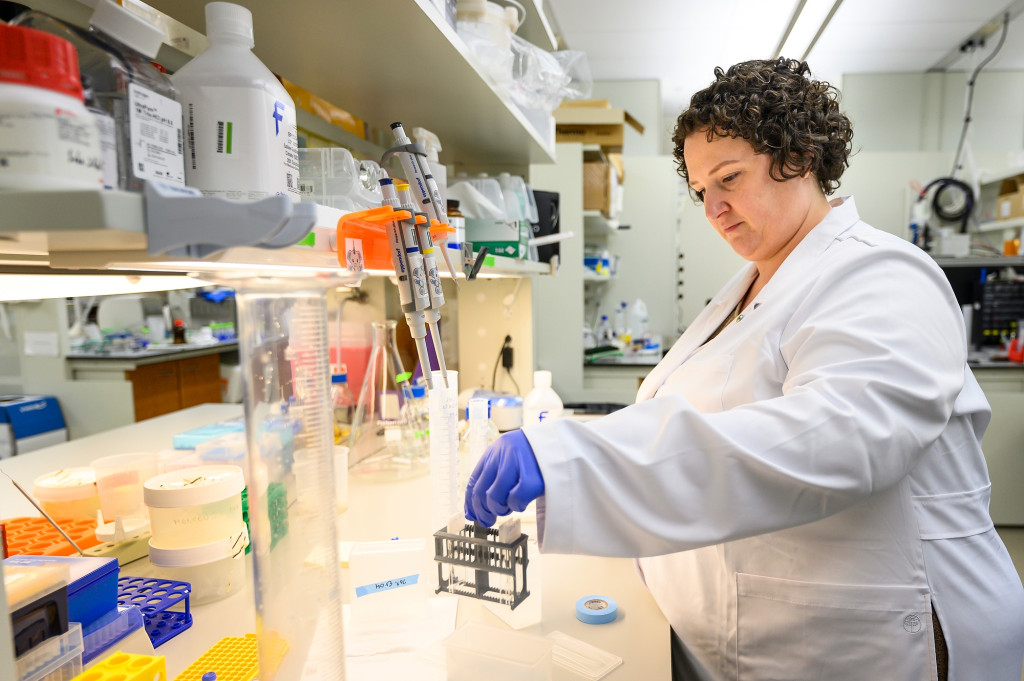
xmin=583 ymin=269 xmax=613 ymax=282
xmin=0 ymin=190 xmax=547 ymax=278
xmin=583 ymin=210 xmax=620 ymax=233
xmin=144 ymin=0 xmax=556 ymax=167
xmin=977 ymin=217 xmax=1024 ymax=233
xmin=932 ymin=255 xmax=1024 ymax=268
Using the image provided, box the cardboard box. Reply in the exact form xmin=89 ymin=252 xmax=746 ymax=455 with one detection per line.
xmin=997 ymin=175 xmax=1024 ymax=220
xmin=583 ymin=161 xmax=617 ymax=216
xmin=554 ymin=99 xmax=644 ymax=150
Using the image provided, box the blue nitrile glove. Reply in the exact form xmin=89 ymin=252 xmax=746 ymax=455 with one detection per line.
xmin=465 ymin=429 xmax=544 ymax=527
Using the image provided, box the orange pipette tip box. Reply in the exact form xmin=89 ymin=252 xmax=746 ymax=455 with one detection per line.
xmin=337 ymin=206 xmax=454 ymax=272
xmin=2 ymin=517 xmax=100 ymax=556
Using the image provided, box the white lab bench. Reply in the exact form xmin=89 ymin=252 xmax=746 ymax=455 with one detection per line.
xmin=0 ymin=404 xmax=670 ymax=679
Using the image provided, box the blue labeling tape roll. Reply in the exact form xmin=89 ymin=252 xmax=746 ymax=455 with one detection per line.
xmin=575 ymin=594 xmax=618 ymax=624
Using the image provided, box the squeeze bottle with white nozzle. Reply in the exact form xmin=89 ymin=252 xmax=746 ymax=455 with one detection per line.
xmin=523 ymin=370 xmax=563 ymax=425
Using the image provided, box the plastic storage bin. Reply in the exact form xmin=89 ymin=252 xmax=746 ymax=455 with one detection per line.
xmin=143 ymin=465 xmax=245 ymax=549
xmin=444 ymin=621 xmax=553 ymax=681
xmin=32 ymin=468 xmax=99 ymax=522
xmin=15 ymin=622 xmax=82 ymax=681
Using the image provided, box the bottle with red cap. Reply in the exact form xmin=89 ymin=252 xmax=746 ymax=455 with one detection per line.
xmin=0 ymin=23 xmax=104 ymax=190
xmin=11 ymin=0 xmax=185 ymax=191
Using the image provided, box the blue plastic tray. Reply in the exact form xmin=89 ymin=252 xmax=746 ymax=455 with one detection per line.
xmin=117 ymin=576 xmax=192 ymax=648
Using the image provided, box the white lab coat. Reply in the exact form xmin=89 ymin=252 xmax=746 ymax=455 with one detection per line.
xmin=525 ymin=197 xmax=1024 ymax=680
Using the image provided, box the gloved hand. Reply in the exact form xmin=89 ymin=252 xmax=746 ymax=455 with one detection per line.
xmin=465 ymin=429 xmax=544 ymax=527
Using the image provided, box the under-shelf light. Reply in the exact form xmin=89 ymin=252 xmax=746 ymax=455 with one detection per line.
xmin=0 ymin=274 xmax=212 ymax=302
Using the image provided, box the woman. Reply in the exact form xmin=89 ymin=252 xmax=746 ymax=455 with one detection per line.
xmin=465 ymin=58 xmax=1024 ymax=680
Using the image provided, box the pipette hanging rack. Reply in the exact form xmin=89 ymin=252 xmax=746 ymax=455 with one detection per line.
xmin=336 ymin=206 xmax=453 ymax=272
xmin=433 ymin=522 xmax=530 ymax=610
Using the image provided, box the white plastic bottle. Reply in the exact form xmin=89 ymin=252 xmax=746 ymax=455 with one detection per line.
xmin=0 ymin=23 xmax=104 ymax=190
xmin=613 ymin=300 xmax=627 ymax=339
xmin=523 ymin=370 xmax=563 ymax=425
xmin=595 ymin=314 xmax=613 ymax=344
xmin=171 ymin=2 xmax=300 ymax=201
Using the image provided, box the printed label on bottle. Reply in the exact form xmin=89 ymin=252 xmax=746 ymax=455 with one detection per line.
xmin=128 ymin=82 xmax=185 ymax=186
xmin=0 ymin=101 xmax=103 ymax=187
xmin=179 ymin=85 xmax=299 ymax=200
xmin=91 ymin=108 xmax=118 ymax=189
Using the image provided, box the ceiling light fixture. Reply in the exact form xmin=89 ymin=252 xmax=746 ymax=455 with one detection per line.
xmin=774 ymin=0 xmax=844 ymax=62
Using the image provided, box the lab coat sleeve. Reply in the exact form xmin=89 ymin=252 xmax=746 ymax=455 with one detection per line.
xmin=526 ymin=247 xmax=968 ymax=557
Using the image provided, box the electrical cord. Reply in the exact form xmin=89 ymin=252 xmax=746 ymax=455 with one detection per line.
xmin=492 ymin=335 xmax=512 ymax=390
xmin=951 ymin=12 xmax=1009 ymax=178
xmin=919 ymin=177 xmax=975 ymax=235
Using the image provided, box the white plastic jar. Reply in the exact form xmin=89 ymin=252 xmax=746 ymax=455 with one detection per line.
xmin=144 ymin=464 xmax=245 ymax=549
xmin=147 ymin=527 xmax=248 ymax=605
xmin=0 ymin=23 xmax=104 ymax=190
xmin=32 ymin=467 xmax=100 ymax=522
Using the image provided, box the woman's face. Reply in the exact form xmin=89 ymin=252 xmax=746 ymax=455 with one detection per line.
xmin=683 ymin=131 xmax=828 ymax=272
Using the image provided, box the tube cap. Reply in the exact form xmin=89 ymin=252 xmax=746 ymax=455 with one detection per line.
xmin=575 ymin=595 xmax=618 ymax=624
xmin=205 ymin=2 xmax=254 ymax=48
xmin=0 ymin=23 xmax=83 ymax=100
xmin=89 ymin=0 xmax=166 ymax=59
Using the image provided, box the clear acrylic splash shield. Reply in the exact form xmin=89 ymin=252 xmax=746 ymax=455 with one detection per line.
xmin=234 ymin=277 xmax=347 ymax=681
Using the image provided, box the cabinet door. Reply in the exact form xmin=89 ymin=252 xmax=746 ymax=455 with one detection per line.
xmin=127 ymin=361 xmax=181 ymax=422
xmin=179 ymin=354 xmax=223 ymax=408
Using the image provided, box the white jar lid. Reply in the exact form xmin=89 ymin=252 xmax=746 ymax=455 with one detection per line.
xmin=32 ymin=467 xmax=97 ymax=502
xmin=144 ymin=465 xmax=245 ymax=508
xmin=148 ymin=526 xmax=249 ymax=567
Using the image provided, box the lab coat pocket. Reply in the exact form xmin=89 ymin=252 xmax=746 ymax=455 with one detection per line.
xmin=657 ymin=353 xmax=733 ymax=414
xmin=736 ymin=573 xmax=934 ymax=681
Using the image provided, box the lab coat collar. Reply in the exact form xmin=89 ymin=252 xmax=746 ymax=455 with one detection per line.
xmin=636 ymin=196 xmax=860 ymax=403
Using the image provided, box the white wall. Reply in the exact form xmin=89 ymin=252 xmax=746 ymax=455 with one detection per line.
xmin=589 ymin=80 xmax=663 ymax=156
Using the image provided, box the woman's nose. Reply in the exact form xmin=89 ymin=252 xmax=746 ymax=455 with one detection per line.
xmin=704 ymin=192 xmax=728 ymax=221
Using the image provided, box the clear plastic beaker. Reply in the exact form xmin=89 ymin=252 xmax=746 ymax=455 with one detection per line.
xmin=348 ymin=320 xmax=429 ymax=480
xmin=90 ymin=452 xmax=157 ymax=541
xmin=232 ymin=274 xmax=351 ymax=681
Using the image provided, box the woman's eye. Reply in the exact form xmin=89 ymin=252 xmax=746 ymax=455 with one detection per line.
xmin=694 ymin=189 xmax=705 ymax=203
xmin=722 ymin=172 xmax=739 ymax=184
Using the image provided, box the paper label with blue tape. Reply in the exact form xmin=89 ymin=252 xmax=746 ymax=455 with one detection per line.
xmin=354 ymin=574 xmax=419 ymax=598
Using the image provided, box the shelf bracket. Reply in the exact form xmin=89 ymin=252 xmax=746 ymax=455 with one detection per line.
xmin=143 ymin=182 xmax=315 ymax=259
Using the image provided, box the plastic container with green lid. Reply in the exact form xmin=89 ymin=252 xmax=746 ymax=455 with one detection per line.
xmin=32 ymin=467 xmax=100 ymax=522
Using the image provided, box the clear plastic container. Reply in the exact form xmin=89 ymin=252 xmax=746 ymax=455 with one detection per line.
xmin=143 ymin=465 xmax=245 ymax=549
xmin=11 ymin=1 xmax=185 ymax=191
xmin=298 ymin=147 xmax=384 ymax=211
xmin=229 ymin=272 xmax=352 ymax=680
xmin=348 ymin=538 xmax=427 ymax=623
xmin=147 ymin=529 xmax=247 ymax=605
xmin=444 ymin=621 xmax=553 ymax=681
xmin=90 ymin=452 xmax=158 ymax=541
xmin=32 ymin=468 xmax=99 ymax=522
xmin=15 ymin=622 xmax=83 ymax=681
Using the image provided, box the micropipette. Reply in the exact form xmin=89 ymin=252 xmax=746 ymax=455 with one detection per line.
xmin=396 ymin=183 xmax=449 ymax=388
xmin=380 ymin=178 xmax=434 ymax=389
xmin=386 ymin=122 xmax=460 ymax=286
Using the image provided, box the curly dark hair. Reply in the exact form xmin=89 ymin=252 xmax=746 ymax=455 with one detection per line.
xmin=672 ymin=58 xmax=853 ymax=197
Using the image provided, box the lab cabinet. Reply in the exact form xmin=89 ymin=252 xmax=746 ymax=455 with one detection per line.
xmin=974 ymin=367 xmax=1024 ymax=525
xmin=127 ymin=354 xmax=223 ymax=422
